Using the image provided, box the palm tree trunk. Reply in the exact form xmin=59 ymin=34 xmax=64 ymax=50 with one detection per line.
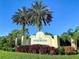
xmin=38 ymin=26 xmax=40 ymax=32
xmin=37 ymin=15 xmax=41 ymax=32
xmin=21 ymin=23 xmax=26 ymax=45
xmin=22 ymin=23 xmax=26 ymax=35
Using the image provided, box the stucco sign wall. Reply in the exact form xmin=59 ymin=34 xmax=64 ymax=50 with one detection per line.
xmin=30 ymin=32 xmax=59 ymax=48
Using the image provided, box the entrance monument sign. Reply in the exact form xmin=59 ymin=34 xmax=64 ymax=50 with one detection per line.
xmin=30 ymin=32 xmax=59 ymax=48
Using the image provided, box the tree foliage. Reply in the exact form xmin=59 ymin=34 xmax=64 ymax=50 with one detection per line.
xmin=28 ymin=0 xmax=52 ymax=31
xmin=12 ymin=7 xmax=29 ymax=35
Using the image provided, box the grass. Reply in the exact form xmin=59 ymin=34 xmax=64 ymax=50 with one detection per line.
xmin=0 ymin=50 xmax=53 ymax=59
xmin=0 ymin=50 xmax=79 ymax=59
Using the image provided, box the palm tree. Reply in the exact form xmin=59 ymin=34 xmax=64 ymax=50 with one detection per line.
xmin=12 ymin=7 xmax=30 ymax=45
xmin=28 ymin=0 xmax=52 ymax=31
xmin=12 ymin=7 xmax=29 ymax=35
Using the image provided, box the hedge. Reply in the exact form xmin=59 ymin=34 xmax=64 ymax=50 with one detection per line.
xmin=16 ymin=44 xmax=56 ymax=55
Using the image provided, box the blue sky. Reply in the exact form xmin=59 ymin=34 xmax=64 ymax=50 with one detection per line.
xmin=0 ymin=0 xmax=79 ymax=36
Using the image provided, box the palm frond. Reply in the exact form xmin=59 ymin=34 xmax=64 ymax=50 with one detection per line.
xmin=30 ymin=0 xmax=53 ymax=31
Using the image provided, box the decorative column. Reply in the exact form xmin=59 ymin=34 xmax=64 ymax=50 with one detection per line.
xmin=15 ymin=38 xmax=17 ymax=46
xmin=21 ymin=35 xmax=24 ymax=45
xmin=71 ymin=38 xmax=77 ymax=50
xmin=54 ymin=35 xmax=60 ymax=48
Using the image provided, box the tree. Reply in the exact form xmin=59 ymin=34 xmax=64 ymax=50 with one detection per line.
xmin=44 ymin=32 xmax=53 ymax=36
xmin=8 ymin=29 xmax=29 ymax=46
xmin=12 ymin=7 xmax=29 ymax=35
xmin=67 ymin=28 xmax=73 ymax=37
xmin=0 ymin=36 xmax=8 ymax=47
xmin=12 ymin=7 xmax=31 ymax=45
xmin=60 ymin=32 xmax=71 ymax=46
xmin=28 ymin=0 xmax=52 ymax=31
xmin=60 ymin=31 xmax=72 ymax=46
xmin=60 ymin=32 xmax=70 ymax=41
xmin=67 ymin=28 xmax=78 ymax=50
xmin=75 ymin=26 xmax=79 ymax=32
xmin=72 ymin=32 xmax=79 ymax=40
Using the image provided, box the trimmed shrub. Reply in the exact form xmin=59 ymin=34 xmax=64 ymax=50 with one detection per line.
xmin=63 ymin=46 xmax=77 ymax=55
xmin=55 ymin=47 xmax=65 ymax=55
xmin=16 ymin=45 xmax=30 ymax=52
xmin=49 ymin=47 xmax=56 ymax=55
xmin=16 ymin=44 xmax=56 ymax=55
xmin=55 ymin=46 xmax=77 ymax=55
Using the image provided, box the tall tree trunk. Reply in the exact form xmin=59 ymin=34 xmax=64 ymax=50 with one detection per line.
xmin=21 ymin=23 xmax=26 ymax=45
xmin=22 ymin=23 xmax=26 ymax=35
xmin=38 ymin=26 xmax=40 ymax=32
xmin=37 ymin=15 xmax=41 ymax=32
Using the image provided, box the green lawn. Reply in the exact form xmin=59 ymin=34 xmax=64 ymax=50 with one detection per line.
xmin=0 ymin=50 xmax=79 ymax=59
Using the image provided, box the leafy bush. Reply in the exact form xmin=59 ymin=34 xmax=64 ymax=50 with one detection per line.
xmin=63 ymin=46 xmax=77 ymax=55
xmin=16 ymin=44 xmax=56 ymax=55
xmin=76 ymin=50 xmax=79 ymax=54
xmin=55 ymin=46 xmax=77 ymax=55
xmin=0 ymin=46 xmax=15 ymax=52
xmin=55 ymin=47 xmax=65 ymax=55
